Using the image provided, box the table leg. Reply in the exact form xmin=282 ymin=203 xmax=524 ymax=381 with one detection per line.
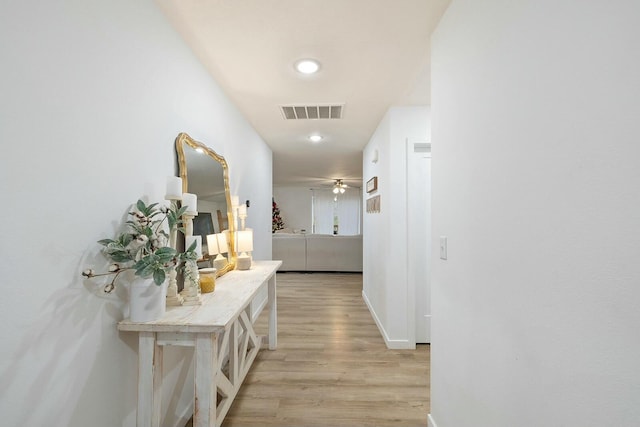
xmin=138 ymin=331 xmax=162 ymax=427
xmin=194 ymin=333 xmax=218 ymax=427
xmin=268 ymin=274 xmax=277 ymax=350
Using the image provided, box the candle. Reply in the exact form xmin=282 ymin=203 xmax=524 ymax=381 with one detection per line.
xmin=182 ymin=193 xmax=197 ymax=215
xmin=230 ymin=195 xmax=239 ymax=208
xmin=165 ymin=176 xmax=182 ymax=200
xmin=238 ymin=203 xmax=247 ymax=217
xmin=186 ymin=235 xmax=203 ymax=259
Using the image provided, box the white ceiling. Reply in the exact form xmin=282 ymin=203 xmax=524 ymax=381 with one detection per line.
xmin=157 ymin=0 xmax=450 ymax=188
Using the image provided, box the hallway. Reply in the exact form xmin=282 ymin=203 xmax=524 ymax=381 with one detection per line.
xmin=220 ymin=272 xmax=430 ymax=426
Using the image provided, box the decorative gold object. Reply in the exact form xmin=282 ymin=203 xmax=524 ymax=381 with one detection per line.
xmin=175 ymin=132 xmax=236 ymax=276
xmin=199 ymin=268 xmax=216 ymax=293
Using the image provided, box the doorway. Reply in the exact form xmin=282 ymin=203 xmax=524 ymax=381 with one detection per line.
xmin=407 ymin=139 xmax=431 ymax=343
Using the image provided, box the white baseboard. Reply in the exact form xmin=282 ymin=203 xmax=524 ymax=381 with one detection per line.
xmin=362 ymin=291 xmax=414 ymax=349
xmin=427 ymin=413 xmax=438 ymax=427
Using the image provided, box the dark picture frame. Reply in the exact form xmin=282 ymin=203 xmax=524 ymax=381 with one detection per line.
xmin=193 ymin=212 xmax=215 ymax=245
xmin=366 ymin=176 xmax=378 ymax=193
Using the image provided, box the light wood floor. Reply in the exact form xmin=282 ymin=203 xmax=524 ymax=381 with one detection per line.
xmin=189 ymin=272 xmax=430 ymax=426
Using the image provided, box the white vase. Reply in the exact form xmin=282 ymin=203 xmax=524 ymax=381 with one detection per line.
xmin=128 ymin=274 xmax=167 ymax=322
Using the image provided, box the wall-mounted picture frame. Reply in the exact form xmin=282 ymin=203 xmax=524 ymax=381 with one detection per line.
xmin=193 ymin=212 xmax=215 ymax=248
xmin=366 ymin=195 xmax=380 ymax=213
xmin=366 ymin=176 xmax=378 ymax=193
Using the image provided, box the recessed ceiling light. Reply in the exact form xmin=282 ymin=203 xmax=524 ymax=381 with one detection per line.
xmin=309 ymin=134 xmax=323 ymax=143
xmin=295 ymin=59 xmax=320 ymax=74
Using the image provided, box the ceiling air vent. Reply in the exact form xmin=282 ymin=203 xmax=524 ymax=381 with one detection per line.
xmin=280 ymin=104 xmax=344 ymax=120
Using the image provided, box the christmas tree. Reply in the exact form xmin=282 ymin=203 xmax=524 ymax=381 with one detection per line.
xmin=272 ymin=199 xmax=284 ymax=232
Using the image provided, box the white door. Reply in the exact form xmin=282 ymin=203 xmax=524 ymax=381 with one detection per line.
xmin=407 ymin=140 xmax=431 ymax=343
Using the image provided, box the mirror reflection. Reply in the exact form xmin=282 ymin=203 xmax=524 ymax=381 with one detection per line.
xmin=175 ymin=133 xmax=235 ymax=276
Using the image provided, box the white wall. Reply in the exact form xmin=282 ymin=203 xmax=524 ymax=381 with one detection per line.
xmin=0 ymin=1 xmax=271 ymax=426
xmin=272 ymin=186 xmax=313 ymax=232
xmin=362 ymin=106 xmax=430 ymax=349
xmin=430 ymin=1 xmax=640 ymax=426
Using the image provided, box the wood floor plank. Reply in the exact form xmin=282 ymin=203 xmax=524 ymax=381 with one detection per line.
xmin=224 ymin=272 xmax=430 ymax=426
xmin=187 ymin=272 xmax=430 ymax=426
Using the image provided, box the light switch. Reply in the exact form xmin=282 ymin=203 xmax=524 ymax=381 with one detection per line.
xmin=440 ymin=236 xmax=447 ymax=260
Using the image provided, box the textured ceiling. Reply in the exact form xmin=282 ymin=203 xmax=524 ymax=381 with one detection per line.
xmin=157 ymin=0 xmax=450 ymax=188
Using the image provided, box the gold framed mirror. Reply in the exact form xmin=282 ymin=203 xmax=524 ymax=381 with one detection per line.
xmin=175 ymin=132 xmax=236 ymax=276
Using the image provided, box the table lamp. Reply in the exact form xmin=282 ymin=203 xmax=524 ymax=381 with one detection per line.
xmin=207 ymin=232 xmax=228 ymax=270
xmin=236 ymin=229 xmax=253 ymax=270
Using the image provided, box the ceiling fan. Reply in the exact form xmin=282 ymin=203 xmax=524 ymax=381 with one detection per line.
xmin=332 ymin=179 xmax=348 ymax=194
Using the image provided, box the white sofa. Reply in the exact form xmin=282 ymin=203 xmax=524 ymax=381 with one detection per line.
xmin=272 ymin=233 xmax=362 ymax=272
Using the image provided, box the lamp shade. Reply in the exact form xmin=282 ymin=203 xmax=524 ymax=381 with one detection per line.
xmin=216 ymin=232 xmax=229 ymax=254
xmin=206 ymin=234 xmax=219 ymax=256
xmin=237 ymin=229 xmax=253 ymax=253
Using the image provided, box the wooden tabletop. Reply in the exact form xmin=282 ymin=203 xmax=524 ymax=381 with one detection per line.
xmin=117 ymin=260 xmax=281 ymax=333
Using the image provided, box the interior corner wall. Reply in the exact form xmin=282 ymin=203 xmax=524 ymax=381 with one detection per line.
xmin=272 ymin=186 xmax=313 ymax=233
xmin=430 ymin=1 xmax=640 ymax=426
xmin=0 ymin=1 xmax=271 ymax=426
xmin=362 ymin=106 xmax=430 ymax=349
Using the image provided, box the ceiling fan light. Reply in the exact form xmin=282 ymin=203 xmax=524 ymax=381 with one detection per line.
xmin=295 ymin=59 xmax=320 ymax=74
xmin=340 ymin=187 xmax=345 ymax=193
xmin=333 ymin=187 xmax=339 ymax=194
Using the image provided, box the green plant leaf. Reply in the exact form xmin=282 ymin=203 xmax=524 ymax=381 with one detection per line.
xmin=109 ymin=251 xmax=133 ymax=263
xmin=134 ymin=258 xmax=157 ymax=278
xmin=155 ymin=246 xmax=177 ymax=256
xmin=180 ymin=249 xmax=198 ymax=262
xmin=117 ymin=233 xmax=134 ymax=247
xmin=148 ymin=209 xmax=162 ymax=219
xmin=122 ymin=233 xmax=134 ymax=247
xmin=98 ymin=239 xmax=115 ymax=246
xmin=153 ymin=269 xmax=166 ymax=286
xmin=136 ymin=199 xmax=146 ymax=213
xmin=155 ymin=247 xmax=177 ymax=263
xmin=167 ymin=212 xmax=177 ymax=229
xmin=176 ymin=206 xmax=188 ymax=217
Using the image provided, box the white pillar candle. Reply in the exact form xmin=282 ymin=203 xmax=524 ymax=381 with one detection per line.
xmin=182 ymin=193 xmax=198 ymax=215
xmin=165 ymin=176 xmax=183 ymax=200
xmin=186 ymin=235 xmax=203 ymax=259
xmin=230 ymin=195 xmax=239 ymax=208
xmin=238 ymin=203 xmax=247 ymax=217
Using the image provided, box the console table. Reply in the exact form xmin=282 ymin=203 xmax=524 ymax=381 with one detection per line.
xmin=118 ymin=260 xmax=282 ymax=427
